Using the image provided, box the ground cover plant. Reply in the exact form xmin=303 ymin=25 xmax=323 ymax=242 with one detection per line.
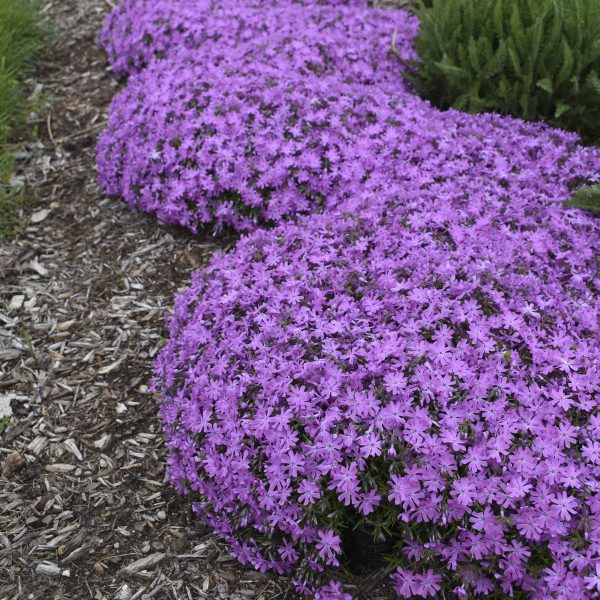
xmin=408 ymin=0 xmax=600 ymax=144
xmin=99 ymin=0 xmax=600 ymax=597
xmin=0 ymin=0 xmax=45 ymax=236
xmin=97 ymin=1 xmax=417 ymax=231
xmin=156 ymin=190 xmax=600 ymax=598
xmin=98 ymin=68 xmax=378 ymax=231
xmin=99 ymin=0 xmax=377 ymax=78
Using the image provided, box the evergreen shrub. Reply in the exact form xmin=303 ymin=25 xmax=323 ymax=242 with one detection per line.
xmin=409 ymin=0 xmax=600 ymax=144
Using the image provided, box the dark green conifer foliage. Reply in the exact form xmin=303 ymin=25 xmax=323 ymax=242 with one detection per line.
xmin=408 ymin=0 xmax=600 ymax=145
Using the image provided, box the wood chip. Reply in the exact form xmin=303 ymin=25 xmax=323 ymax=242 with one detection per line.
xmin=35 ymin=562 xmax=62 ymax=577
xmin=27 ymin=436 xmax=48 ymax=455
xmin=8 ymin=294 xmax=25 ymax=311
xmin=119 ymin=553 xmax=165 ymax=578
xmin=31 ymin=208 xmax=51 ymax=223
xmin=0 ymin=394 xmax=14 ymax=418
xmin=29 ymin=258 xmax=49 ymax=277
xmin=45 ymin=463 xmax=76 ymax=473
xmin=92 ymin=561 xmax=105 ymax=575
xmin=57 ymin=319 xmax=76 ymax=332
xmin=97 ymin=358 xmax=124 ymax=374
xmin=63 ymin=438 xmax=83 ymax=461
xmin=2 ymin=452 xmax=26 ymax=478
xmin=116 ymin=584 xmax=132 ymax=600
xmin=93 ymin=432 xmax=112 ymax=450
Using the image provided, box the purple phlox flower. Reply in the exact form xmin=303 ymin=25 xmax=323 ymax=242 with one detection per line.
xmin=315 ymin=530 xmax=342 ymax=565
xmin=584 ymin=563 xmax=600 ymax=593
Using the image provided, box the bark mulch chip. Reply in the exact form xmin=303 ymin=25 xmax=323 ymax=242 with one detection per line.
xmin=0 ymin=0 xmax=403 ymax=598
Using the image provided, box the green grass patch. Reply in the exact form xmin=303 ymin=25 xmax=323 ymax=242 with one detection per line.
xmin=0 ymin=0 xmax=45 ymax=238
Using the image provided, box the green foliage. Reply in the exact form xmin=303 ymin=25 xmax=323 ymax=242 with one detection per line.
xmin=0 ymin=185 xmax=27 ymax=238
xmin=0 ymin=0 xmax=45 ymax=237
xmin=408 ymin=0 xmax=600 ymax=144
xmin=565 ymin=183 xmax=600 ymax=213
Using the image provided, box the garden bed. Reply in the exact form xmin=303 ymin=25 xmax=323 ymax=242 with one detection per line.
xmin=1 ymin=0 xmax=599 ymax=599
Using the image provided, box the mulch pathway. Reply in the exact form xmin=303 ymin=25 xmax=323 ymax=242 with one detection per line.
xmin=0 ymin=1 xmax=404 ymax=599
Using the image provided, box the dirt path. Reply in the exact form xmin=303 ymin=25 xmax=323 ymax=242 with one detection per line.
xmin=0 ymin=2 xmax=397 ymax=599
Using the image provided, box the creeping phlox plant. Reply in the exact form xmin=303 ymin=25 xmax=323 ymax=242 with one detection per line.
xmin=99 ymin=0 xmax=406 ymax=79
xmin=97 ymin=68 xmax=376 ymax=231
xmin=155 ymin=183 xmax=599 ymax=598
xmin=97 ymin=50 xmax=597 ymax=234
xmin=97 ymin=3 xmax=417 ymax=231
xmin=100 ymin=0 xmax=600 ymax=598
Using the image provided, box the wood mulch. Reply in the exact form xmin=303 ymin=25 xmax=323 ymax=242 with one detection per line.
xmin=0 ymin=1 xmax=407 ymax=599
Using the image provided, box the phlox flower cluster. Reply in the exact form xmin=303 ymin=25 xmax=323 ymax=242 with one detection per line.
xmin=155 ymin=191 xmax=599 ymax=598
xmin=100 ymin=0 xmax=600 ymax=597
xmin=99 ymin=0 xmax=379 ymax=78
xmin=97 ymin=68 xmax=398 ymax=231
xmin=96 ymin=1 xmax=417 ymax=231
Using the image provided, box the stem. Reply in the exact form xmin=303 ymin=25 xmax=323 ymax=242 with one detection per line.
xmin=390 ymin=29 xmax=418 ymax=75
